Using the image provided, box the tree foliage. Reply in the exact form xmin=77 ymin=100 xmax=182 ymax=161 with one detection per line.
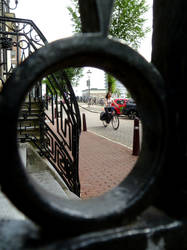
xmin=67 ymin=0 xmax=150 ymax=93
xmin=68 ymin=0 xmax=150 ymax=49
xmin=110 ymin=0 xmax=150 ymax=49
xmin=64 ymin=68 xmax=83 ymax=86
xmin=107 ymin=74 xmax=116 ymax=93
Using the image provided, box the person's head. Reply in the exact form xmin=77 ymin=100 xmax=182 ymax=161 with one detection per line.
xmin=106 ymin=91 xmax=112 ymax=99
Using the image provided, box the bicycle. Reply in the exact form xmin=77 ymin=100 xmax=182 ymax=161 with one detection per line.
xmin=101 ymin=111 xmax=119 ymax=130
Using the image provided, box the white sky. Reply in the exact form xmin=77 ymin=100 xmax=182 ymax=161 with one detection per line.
xmin=15 ymin=0 xmax=153 ymax=96
xmin=15 ymin=0 xmax=73 ymax=41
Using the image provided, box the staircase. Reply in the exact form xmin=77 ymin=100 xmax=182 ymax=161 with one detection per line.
xmin=17 ymin=98 xmax=44 ymax=144
xmin=0 ymin=16 xmax=81 ymax=196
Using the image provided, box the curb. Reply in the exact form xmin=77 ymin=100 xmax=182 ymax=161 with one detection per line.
xmin=79 ymin=104 xmax=102 ymax=114
xmin=87 ymin=129 xmax=133 ymax=151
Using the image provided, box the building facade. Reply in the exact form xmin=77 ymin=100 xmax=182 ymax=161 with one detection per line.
xmin=82 ymin=88 xmax=106 ymax=99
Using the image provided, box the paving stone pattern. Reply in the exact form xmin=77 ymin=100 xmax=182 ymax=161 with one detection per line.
xmin=79 ymin=131 xmax=137 ymax=199
xmin=44 ymin=104 xmax=139 ymax=200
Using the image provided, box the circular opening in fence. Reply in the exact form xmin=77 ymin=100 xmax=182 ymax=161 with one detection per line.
xmin=0 ymin=35 xmax=167 ymax=236
xmin=17 ymin=67 xmax=141 ymax=201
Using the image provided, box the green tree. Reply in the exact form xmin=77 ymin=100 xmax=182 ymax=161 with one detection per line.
xmin=110 ymin=0 xmax=150 ymax=49
xmin=113 ymin=88 xmax=121 ymax=97
xmin=68 ymin=0 xmax=149 ymax=49
xmin=68 ymin=0 xmax=150 ymax=92
xmin=107 ymin=74 xmax=116 ymax=93
xmin=64 ymin=68 xmax=83 ymax=86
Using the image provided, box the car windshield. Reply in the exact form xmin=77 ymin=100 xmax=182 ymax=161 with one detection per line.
xmin=116 ymin=100 xmax=125 ymax=105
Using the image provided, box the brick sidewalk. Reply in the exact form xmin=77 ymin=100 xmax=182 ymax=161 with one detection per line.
xmin=79 ymin=131 xmax=137 ymax=199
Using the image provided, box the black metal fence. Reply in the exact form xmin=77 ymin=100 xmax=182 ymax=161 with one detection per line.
xmin=0 ymin=0 xmax=187 ymax=249
xmin=0 ymin=13 xmax=81 ymax=195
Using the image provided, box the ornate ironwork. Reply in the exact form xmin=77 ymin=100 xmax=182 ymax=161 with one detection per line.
xmin=0 ymin=16 xmax=47 ymax=77
xmin=0 ymin=0 xmax=169 ymax=237
xmin=0 ymin=15 xmax=81 ymax=195
xmin=0 ymin=36 xmax=12 ymax=49
xmin=1 ymin=0 xmax=18 ymax=11
xmin=0 ymin=0 xmax=187 ymax=249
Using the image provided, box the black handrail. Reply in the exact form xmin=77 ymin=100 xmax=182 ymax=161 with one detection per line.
xmin=0 ymin=15 xmax=81 ymax=196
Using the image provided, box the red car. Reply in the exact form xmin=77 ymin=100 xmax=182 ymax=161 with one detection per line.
xmin=111 ymin=98 xmax=128 ymax=115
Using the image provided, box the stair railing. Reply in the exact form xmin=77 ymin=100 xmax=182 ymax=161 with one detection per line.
xmin=0 ymin=15 xmax=81 ymax=196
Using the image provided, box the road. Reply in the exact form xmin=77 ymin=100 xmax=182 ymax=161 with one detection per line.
xmin=79 ymin=104 xmax=142 ymax=149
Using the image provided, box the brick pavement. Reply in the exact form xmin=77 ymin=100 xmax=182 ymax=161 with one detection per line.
xmin=45 ymin=105 xmax=138 ymax=200
xmin=79 ymin=131 xmax=138 ymax=199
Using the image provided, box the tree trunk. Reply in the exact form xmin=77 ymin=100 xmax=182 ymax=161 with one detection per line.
xmin=107 ymin=74 xmax=116 ymax=93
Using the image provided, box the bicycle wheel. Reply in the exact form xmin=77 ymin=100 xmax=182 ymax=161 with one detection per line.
xmin=112 ymin=114 xmax=119 ymax=130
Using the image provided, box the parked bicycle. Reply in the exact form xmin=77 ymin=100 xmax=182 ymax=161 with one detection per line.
xmin=100 ymin=110 xmax=119 ymax=130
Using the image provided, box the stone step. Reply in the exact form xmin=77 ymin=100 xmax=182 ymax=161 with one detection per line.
xmin=17 ymin=126 xmax=40 ymax=133
xmin=0 ymin=143 xmax=80 ymax=221
xmin=19 ymin=109 xmax=41 ymax=115
xmin=18 ymin=116 xmax=39 ymax=121
xmin=24 ymin=143 xmax=80 ymax=200
xmin=17 ymin=120 xmax=40 ymax=128
xmin=17 ymin=135 xmax=41 ymax=143
xmin=21 ymin=101 xmax=41 ymax=108
xmin=17 ymin=131 xmax=40 ymax=142
xmin=17 ymin=123 xmax=40 ymax=128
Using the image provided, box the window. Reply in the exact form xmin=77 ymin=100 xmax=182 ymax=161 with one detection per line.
xmin=116 ymin=100 xmax=124 ymax=105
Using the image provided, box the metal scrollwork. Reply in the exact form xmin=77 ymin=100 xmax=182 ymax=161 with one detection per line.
xmin=0 ymin=14 xmax=81 ymax=195
xmin=0 ymin=0 xmax=169 ymax=240
xmin=1 ymin=0 xmax=18 ymax=11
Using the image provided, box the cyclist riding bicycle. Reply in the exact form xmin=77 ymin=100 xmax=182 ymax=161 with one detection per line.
xmin=100 ymin=91 xmax=120 ymax=130
xmin=105 ymin=91 xmax=119 ymax=122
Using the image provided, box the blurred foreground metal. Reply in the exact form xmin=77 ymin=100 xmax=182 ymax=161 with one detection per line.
xmin=0 ymin=0 xmax=186 ymax=249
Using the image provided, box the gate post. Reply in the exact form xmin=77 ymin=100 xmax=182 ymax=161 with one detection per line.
xmin=82 ymin=113 xmax=87 ymax=131
xmin=132 ymin=117 xmax=140 ymax=156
